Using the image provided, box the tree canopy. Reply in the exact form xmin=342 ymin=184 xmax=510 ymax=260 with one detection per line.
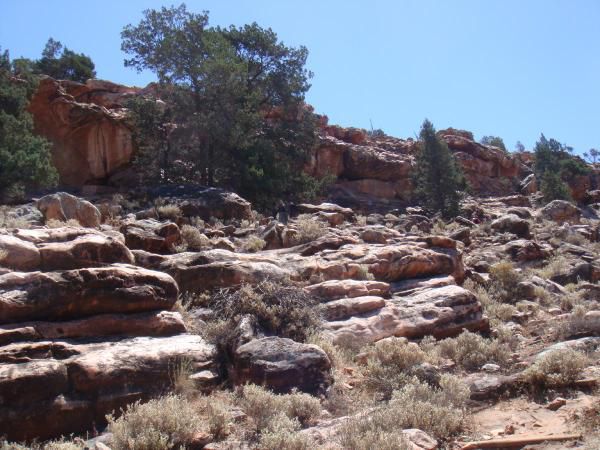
xmin=34 ymin=38 xmax=96 ymax=82
xmin=121 ymin=4 xmax=324 ymax=209
xmin=0 ymin=48 xmax=57 ymax=202
xmin=480 ymin=135 xmax=507 ymax=152
xmin=413 ymin=119 xmax=466 ymax=218
xmin=533 ymin=134 xmax=590 ymax=203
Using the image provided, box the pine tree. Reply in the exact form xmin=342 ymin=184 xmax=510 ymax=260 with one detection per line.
xmin=413 ymin=119 xmax=466 ymax=218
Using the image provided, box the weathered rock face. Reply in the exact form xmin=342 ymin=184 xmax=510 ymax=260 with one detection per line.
xmin=37 ymin=192 xmax=101 ymax=228
xmin=0 ymin=226 xmax=215 ymax=442
xmin=28 ymin=78 xmax=137 ymax=186
xmin=229 ymin=336 xmax=332 ymax=394
xmin=491 ymin=214 xmax=531 ymax=238
xmin=120 ymin=219 xmax=181 ymax=254
xmin=0 ymin=335 xmax=215 ymax=442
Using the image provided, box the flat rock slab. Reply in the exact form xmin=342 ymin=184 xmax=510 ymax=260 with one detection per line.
xmin=325 ymin=285 xmax=488 ymax=344
xmin=0 ymin=334 xmax=215 ymax=442
xmin=0 ymin=311 xmax=185 ymax=346
xmin=0 ymin=264 xmax=178 ymax=324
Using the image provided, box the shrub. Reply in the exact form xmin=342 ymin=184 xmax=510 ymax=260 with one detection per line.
xmin=46 ymin=218 xmax=81 ymax=228
xmin=107 ymin=395 xmax=204 ymax=450
xmin=434 ymin=330 xmax=511 ymax=371
xmin=360 ymin=337 xmax=431 ymax=399
xmin=207 ymin=280 xmax=321 ymax=343
xmin=537 ymin=255 xmax=570 ymax=280
xmin=157 ymin=204 xmax=182 ymax=222
xmin=180 ymin=224 xmax=209 ymax=251
xmin=242 ymin=234 xmax=266 ymax=252
xmin=338 ymin=423 xmax=411 ymax=450
xmin=239 ymin=384 xmax=321 ymax=433
xmin=488 ymin=261 xmax=522 ymax=303
xmin=258 ymin=413 xmax=310 ymax=450
xmin=523 ymin=348 xmax=587 ymax=389
xmin=290 ymin=214 xmax=327 ymax=244
xmin=0 ymin=207 xmax=31 ymax=229
xmin=340 ymin=375 xmax=468 ymax=443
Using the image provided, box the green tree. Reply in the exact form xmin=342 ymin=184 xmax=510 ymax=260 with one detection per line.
xmin=35 ymin=38 xmax=96 ymax=82
xmin=0 ymin=48 xmax=57 ymax=201
xmin=413 ymin=119 xmax=466 ymax=218
xmin=480 ymin=135 xmax=506 ymax=152
xmin=533 ymin=134 xmax=589 ymax=203
xmin=121 ymin=4 xmax=322 ymax=208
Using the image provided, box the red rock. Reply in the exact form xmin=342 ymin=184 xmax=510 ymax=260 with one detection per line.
xmin=37 ymin=192 xmax=101 ymax=228
xmin=28 ymin=78 xmax=135 ymax=186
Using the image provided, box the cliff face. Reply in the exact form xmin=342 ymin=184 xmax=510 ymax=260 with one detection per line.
xmin=28 ymin=78 xmax=139 ymax=186
xmin=27 ymin=77 xmax=597 ymax=207
xmin=307 ymin=124 xmax=528 ymax=210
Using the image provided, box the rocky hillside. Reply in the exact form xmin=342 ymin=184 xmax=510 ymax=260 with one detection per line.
xmin=0 ymin=186 xmax=599 ymax=448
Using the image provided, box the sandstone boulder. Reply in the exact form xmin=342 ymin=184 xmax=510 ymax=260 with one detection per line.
xmin=230 ymin=336 xmax=331 ymax=394
xmin=120 ymin=219 xmax=181 ymax=254
xmin=491 ymin=214 xmax=530 ymax=238
xmin=37 ymin=192 xmax=101 ymax=228
xmin=540 ymin=200 xmax=581 ymax=223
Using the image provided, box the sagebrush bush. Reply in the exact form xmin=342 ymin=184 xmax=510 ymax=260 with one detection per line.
xmin=46 ymin=218 xmax=81 ymax=228
xmin=434 ymin=330 xmax=511 ymax=371
xmin=340 ymin=375 xmax=468 ymax=444
xmin=107 ymin=395 xmax=204 ymax=450
xmin=523 ymin=348 xmax=587 ymax=389
xmin=180 ymin=224 xmax=209 ymax=251
xmin=239 ymin=384 xmax=321 ymax=433
xmin=242 ymin=234 xmax=266 ymax=252
xmin=537 ymin=255 xmax=571 ymax=280
xmin=206 ymin=280 xmax=321 ymax=343
xmin=157 ymin=204 xmax=182 ymax=221
xmin=488 ymin=261 xmax=522 ymax=303
xmin=360 ymin=337 xmax=431 ymax=398
xmin=290 ymin=214 xmax=327 ymax=244
xmin=258 ymin=413 xmax=311 ymax=450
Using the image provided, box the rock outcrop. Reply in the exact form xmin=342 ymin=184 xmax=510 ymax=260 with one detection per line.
xmin=0 ymin=227 xmax=215 ymax=442
xmin=37 ymin=192 xmax=101 ymax=228
xmin=28 ymin=78 xmax=138 ymax=186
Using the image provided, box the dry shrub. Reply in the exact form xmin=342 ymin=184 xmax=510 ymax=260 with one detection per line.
xmin=46 ymin=218 xmax=81 ymax=228
xmin=107 ymin=394 xmax=204 ymax=450
xmin=258 ymin=413 xmax=311 ymax=450
xmin=488 ymin=261 xmax=522 ymax=303
xmin=360 ymin=337 xmax=431 ymax=399
xmin=0 ymin=207 xmax=30 ymax=229
xmin=355 ymin=215 xmax=367 ymax=226
xmin=206 ymin=280 xmax=321 ymax=343
xmin=537 ymin=255 xmax=571 ymax=280
xmin=434 ymin=330 xmax=511 ymax=371
xmin=338 ymin=424 xmax=411 ymax=450
xmin=172 ymin=295 xmax=200 ymax=334
xmin=290 ymin=214 xmax=327 ymax=244
xmin=196 ymin=394 xmax=233 ymax=441
xmin=242 ymin=235 xmax=266 ymax=252
xmin=464 ymin=279 xmax=517 ymax=325
xmin=523 ymin=348 xmax=587 ymax=389
xmin=157 ymin=204 xmax=182 ymax=222
xmin=180 ymin=224 xmax=209 ymax=251
xmin=169 ymin=357 xmax=196 ymax=398
xmin=340 ymin=375 xmax=468 ymax=444
xmin=239 ymin=384 xmax=321 ymax=433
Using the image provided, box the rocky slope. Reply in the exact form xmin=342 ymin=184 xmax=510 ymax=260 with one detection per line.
xmin=0 ymin=188 xmax=599 ymax=448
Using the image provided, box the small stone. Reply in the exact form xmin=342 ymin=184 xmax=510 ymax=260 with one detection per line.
xmin=548 ymin=308 xmax=563 ymax=316
xmin=547 ymin=397 xmax=567 ymax=411
xmin=481 ymin=363 xmax=501 ymax=373
xmin=504 ymin=424 xmax=515 ymax=435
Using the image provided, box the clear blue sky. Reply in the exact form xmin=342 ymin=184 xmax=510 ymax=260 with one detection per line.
xmin=2 ymin=0 xmax=599 ymax=154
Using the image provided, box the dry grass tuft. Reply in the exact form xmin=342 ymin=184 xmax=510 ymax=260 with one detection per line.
xmin=523 ymin=348 xmax=587 ymax=390
xmin=290 ymin=214 xmax=327 ymax=244
xmin=180 ymin=224 xmax=209 ymax=251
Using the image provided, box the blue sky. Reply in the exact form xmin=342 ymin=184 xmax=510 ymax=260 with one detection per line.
xmin=2 ymin=0 xmax=599 ymax=154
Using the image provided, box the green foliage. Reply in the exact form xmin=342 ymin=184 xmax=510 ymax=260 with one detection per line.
xmin=0 ymin=48 xmax=57 ymax=202
xmin=122 ymin=5 xmax=324 ymax=209
xmin=480 ymin=135 xmax=507 ymax=151
xmin=34 ymin=38 xmax=96 ymax=82
xmin=534 ymin=134 xmax=590 ymax=203
xmin=413 ymin=119 xmax=466 ymax=218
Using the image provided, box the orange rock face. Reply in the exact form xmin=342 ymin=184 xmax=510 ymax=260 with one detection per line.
xmin=28 ymin=78 xmax=137 ymax=186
